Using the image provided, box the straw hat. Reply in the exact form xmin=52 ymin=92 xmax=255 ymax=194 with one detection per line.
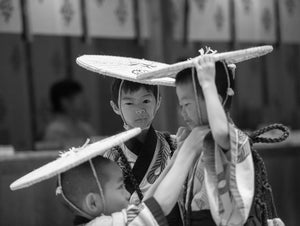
xmin=136 ymin=45 xmax=273 ymax=82
xmin=76 ymin=46 xmax=273 ymax=87
xmin=76 ymin=55 xmax=176 ymax=87
xmin=10 ymin=128 xmax=141 ymax=191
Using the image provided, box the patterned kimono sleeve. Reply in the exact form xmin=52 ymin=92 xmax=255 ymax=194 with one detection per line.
xmin=84 ymin=197 xmax=168 ymax=226
xmin=203 ymin=123 xmax=254 ymax=226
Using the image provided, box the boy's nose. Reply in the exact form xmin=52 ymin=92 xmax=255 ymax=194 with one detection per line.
xmin=181 ymin=108 xmax=187 ymax=117
xmin=136 ymin=109 xmax=146 ymax=114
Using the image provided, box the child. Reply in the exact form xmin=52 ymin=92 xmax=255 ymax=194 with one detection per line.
xmin=75 ymin=54 xmax=182 ymax=225
xmin=174 ymin=52 xmax=287 ymax=226
xmin=175 ymin=55 xmax=255 ymax=226
xmin=44 ymin=79 xmax=96 ymax=148
xmin=10 ymin=127 xmax=208 ymax=226
xmin=103 ymin=79 xmax=182 ymax=225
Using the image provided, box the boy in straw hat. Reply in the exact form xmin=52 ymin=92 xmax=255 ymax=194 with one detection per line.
xmin=174 ymin=54 xmax=253 ymax=226
xmin=172 ymin=50 xmax=286 ymax=226
xmin=133 ymin=46 xmax=287 ymax=226
xmin=104 ymin=79 xmax=182 ymax=225
xmin=75 ymin=55 xmax=182 ymax=225
xmin=11 ymin=126 xmax=208 ymax=226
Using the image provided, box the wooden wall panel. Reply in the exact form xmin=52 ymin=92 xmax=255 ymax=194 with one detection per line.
xmin=0 ymin=34 xmax=33 ymax=149
xmin=31 ymin=36 xmax=67 ymax=140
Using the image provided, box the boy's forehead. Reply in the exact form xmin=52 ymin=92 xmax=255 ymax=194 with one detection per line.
xmin=176 ymin=82 xmax=206 ymax=103
xmin=176 ymin=82 xmax=194 ymax=95
xmin=121 ymin=87 xmax=155 ymax=98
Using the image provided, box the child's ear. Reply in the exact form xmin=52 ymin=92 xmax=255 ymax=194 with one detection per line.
xmin=110 ymin=100 xmax=121 ymax=115
xmin=84 ymin=193 xmax=103 ymax=216
xmin=155 ymin=96 xmax=162 ymax=112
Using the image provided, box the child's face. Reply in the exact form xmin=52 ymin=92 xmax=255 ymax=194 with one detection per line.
xmin=64 ymin=93 xmax=86 ymax=117
xmin=103 ymin=162 xmax=130 ymax=214
xmin=176 ymin=82 xmax=208 ymax=130
xmin=119 ymin=87 xmax=157 ymax=129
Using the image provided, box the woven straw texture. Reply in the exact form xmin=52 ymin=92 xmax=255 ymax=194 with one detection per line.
xmin=136 ymin=45 xmax=273 ymax=80
xmin=10 ymin=128 xmax=141 ymax=191
xmin=76 ymin=55 xmax=176 ymax=87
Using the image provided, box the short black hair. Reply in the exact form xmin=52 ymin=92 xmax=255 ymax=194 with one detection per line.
xmin=60 ymin=156 xmax=112 ymax=209
xmin=110 ymin=78 xmax=159 ymax=105
xmin=50 ymin=79 xmax=83 ymax=113
xmin=175 ymin=61 xmax=235 ymax=111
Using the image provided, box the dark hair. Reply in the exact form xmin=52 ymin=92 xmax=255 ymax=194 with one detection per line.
xmin=50 ymin=79 xmax=83 ymax=113
xmin=175 ymin=61 xmax=235 ymax=111
xmin=60 ymin=156 xmax=112 ymax=208
xmin=111 ymin=79 xmax=159 ymax=105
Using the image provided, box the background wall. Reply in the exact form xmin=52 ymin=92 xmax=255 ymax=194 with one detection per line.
xmin=1 ymin=37 xmax=299 ymax=149
xmin=0 ymin=0 xmax=299 ymax=149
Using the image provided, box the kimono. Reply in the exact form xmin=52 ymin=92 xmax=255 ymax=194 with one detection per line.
xmin=84 ymin=197 xmax=168 ymax=226
xmin=180 ymin=123 xmax=255 ymax=226
xmin=104 ymin=126 xmax=182 ymax=225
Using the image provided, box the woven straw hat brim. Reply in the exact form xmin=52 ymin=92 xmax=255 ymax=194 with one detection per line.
xmin=10 ymin=128 xmax=141 ymax=191
xmin=76 ymin=55 xmax=176 ymax=87
xmin=136 ymin=45 xmax=273 ymax=81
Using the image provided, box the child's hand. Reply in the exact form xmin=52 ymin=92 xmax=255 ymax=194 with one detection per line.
xmin=193 ymin=55 xmax=216 ymax=89
xmin=180 ymin=126 xmax=209 ymax=155
xmin=176 ymin=126 xmax=191 ymax=150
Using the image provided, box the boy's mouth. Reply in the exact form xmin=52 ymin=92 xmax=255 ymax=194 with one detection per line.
xmin=184 ymin=119 xmax=193 ymax=126
xmin=135 ymin=117 xmax=148 ymax=122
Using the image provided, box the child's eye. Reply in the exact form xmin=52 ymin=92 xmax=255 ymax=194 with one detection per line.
xmin=143 ymin=99 xmax=151 ymax=104
xmin=124 ymin=102 xmax=133 ymax=106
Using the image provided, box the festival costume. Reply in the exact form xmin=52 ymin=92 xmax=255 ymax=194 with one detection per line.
xmin=10 ymin=128 xmax=169 ymax=226
xmin=179 ymin=123 xmax=288 ymax=226
xmin=104 ymin=127 xmax=175 ymax=199
xmin=180 ymin=123 xmax=254 ymax=226
xmin=105 ymin=128 xmax=182 ymax=225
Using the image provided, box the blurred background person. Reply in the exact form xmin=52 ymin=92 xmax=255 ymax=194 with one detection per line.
xmin=43 ymin=79 xmax=96 ymax=148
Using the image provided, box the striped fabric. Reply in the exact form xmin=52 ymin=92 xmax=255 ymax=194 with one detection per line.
xmin=204 ymin=123 xmax=254 ymax=226
xmin=127 ymin=204 xmax=145 ymax=223
xmin=184 ymin=155 xmax=210 ymax=211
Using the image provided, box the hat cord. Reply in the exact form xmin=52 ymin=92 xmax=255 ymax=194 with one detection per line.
xmin=222 ymin=61 xmax=231 ymax=108
xmin=118 ymin=80 xmax=130 ymax=130
xmin=89 ymin=159 xmax=106 ymax=213
xmin=191 ymin=68 xmax=203 ymax=126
